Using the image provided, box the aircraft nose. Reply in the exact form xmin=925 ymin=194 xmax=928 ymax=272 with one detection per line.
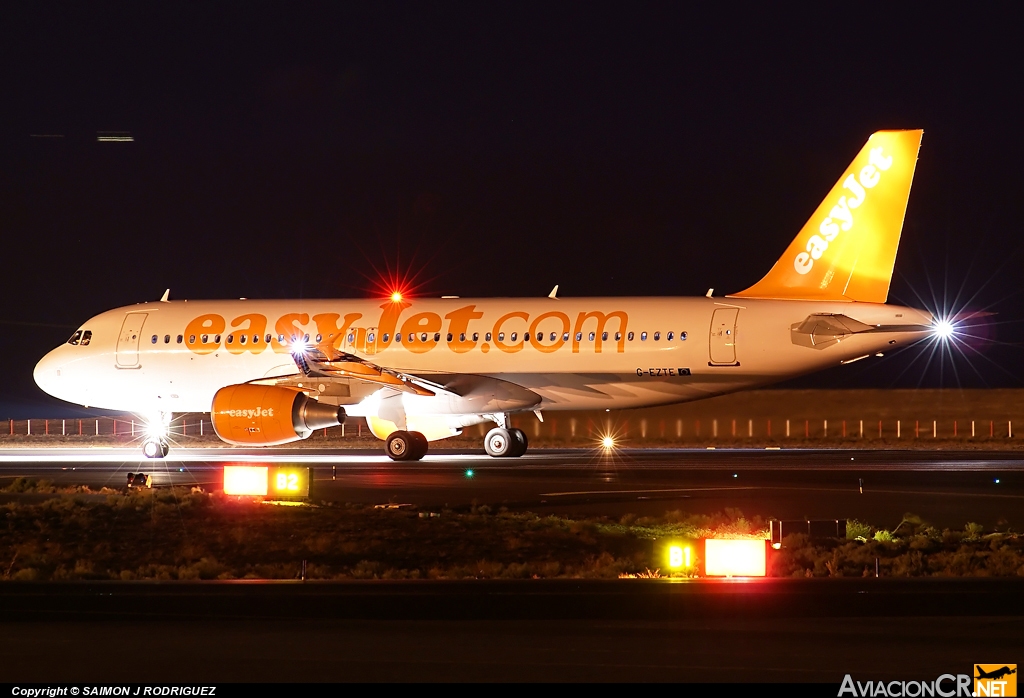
xmin=33 ymin=348 xmax=62 ymax=396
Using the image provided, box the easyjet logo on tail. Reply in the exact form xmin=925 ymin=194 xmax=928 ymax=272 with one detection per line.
xmin=794 ymin=146 xmax=893 ymax=275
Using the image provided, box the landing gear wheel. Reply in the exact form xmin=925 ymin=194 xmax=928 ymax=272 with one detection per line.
xmin=143 ymin=440 xmax=169 ymax=459
xmin=484 ymin=427 xmax=513 ymax=457
xmin=386 ymin=431 xmax=415 ymax=461
xmin=409 ymin=431 xmax=428 ymax=460
xmin=508 ymin=428 xmax=528 ymax=457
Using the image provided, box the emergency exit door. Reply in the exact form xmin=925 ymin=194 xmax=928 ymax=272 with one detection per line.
xmin=708 ymin=308 xmax=740 ymax=365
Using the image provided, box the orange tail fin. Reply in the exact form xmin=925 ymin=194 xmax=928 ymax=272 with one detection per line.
xmin=730 ymin=129 xmax=923 ymax=303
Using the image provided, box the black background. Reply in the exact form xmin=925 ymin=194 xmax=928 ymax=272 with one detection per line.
xmin=3 ymin=3 xmax=1023 ymax=417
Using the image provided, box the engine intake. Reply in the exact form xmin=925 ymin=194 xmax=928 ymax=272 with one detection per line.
xmin=211 ymin=384 xmax=346 ymax=446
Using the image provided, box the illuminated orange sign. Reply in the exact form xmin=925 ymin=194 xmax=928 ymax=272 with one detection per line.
xmin=222 ymin=465 xmax=311 ymax=499
xmin=223 ymin=466 xmax=269 ymax=496
xmin=704 ymin=539 xmax=767 ymax=577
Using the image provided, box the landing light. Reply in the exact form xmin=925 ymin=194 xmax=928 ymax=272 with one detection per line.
xmin=391 ymin=291 xmax=403 ymax=303
xmin=601 ymin=436 xmax=615 ymax=450
xmin=933 ymin=319 xmax=956 ymax=340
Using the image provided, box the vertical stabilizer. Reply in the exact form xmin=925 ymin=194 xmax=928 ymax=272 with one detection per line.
xmin=730 ymin=130 xmax=923 ymax=303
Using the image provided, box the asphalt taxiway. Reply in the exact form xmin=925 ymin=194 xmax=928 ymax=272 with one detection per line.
xmin=1 ymin=579 xmax=1022 ymax=682
xmin=1 ymin=447 xmax=1022 ymax=527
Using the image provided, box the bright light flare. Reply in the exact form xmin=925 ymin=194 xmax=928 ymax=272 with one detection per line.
xmin=143 ymin=420 xmax=167 ymax=441
xmin=704 ymin=539 xmax=767 ymax=577
xmin=223 ymin=465 xmax=269 ymax=496
xmin=391 ymin=291 xmax=404 ymax=303
xmin=933 ymin=318 xmax=956 ymax=340
xmin=601 ymin=435 xmax=615 ymax=450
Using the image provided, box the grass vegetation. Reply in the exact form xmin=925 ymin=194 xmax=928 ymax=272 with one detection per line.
xmin=1 ymin=479 xmax=1022 ymax=581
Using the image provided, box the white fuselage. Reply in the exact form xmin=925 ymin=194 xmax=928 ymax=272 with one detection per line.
xmin=34 ymin=296 xmax=933 ymax=424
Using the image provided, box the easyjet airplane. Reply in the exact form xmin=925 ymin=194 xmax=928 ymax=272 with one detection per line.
xmin=34 ymin=130 xmax=938 ymax=460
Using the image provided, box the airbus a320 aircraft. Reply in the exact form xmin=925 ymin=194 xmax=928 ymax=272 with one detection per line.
xmin=35 ymin=130 xmax=938 ymax=460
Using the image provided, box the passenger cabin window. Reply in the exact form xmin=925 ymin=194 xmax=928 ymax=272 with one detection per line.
xmin=396 ymin=333 xmax=403 ymax=342
xmin=303 ymin=333 xmax=309 ymax=343
xmin=498 ymin=332 xmax=505 ymax=342
xmin=433 ymin=333 xmax=440 ymax=342
xmin=486 ymin=333 xmax=492 ymax=342
xmin=81 ymin=331 xmax=91 ymax=346
xmin=189 ymin=335 xmax=197 ymax=344
xmin=164 ymin=335 xmax=171 ymax=344
xmin=615 ymin=332 xmax=621 ymax=341
xmin=459 ymin=333 xmax=466 ymax=342
xmin=367 ymin=333 xmax=375 ymax=343
xmin=215 ymin=334 xmax=222 ymax=344
xmin=227 ymin=335 xmax=234 ymax=344
xmin=240 ymin=334 xmax=247 ymax=344
xmin=550 ymin=332 xmax=557 ymax=341
xmin=602 ymin=332 xmax=608 ymax=341
xmin=654 ymin=332 xmax=661 ymax=341
xmin=316 ymin=334 xmax=322 ymax=343
xmin=627 ymin=332 xmax=634 ymax=341
xmin=447 ymin=333 xmax=453 ymax=342
xmin=472 ymin=333 xmax=479 ymax=341
xmin=382 ymin=333 xmax=390 ymax=343
xmin=265 ymin=334 xmax=272 ymax=344
xmin=681 ymin=331 xmax=688 ymax=341
xmin=575 ymin=332 xmax=583 ymax=342
xmin=667 ymin=331 xmax=674 ymax=341
xmin=510 ymin=332 xmax=518 ymax=342
xmin=67 ymin=331 xmax=82 ymax=345
xmin=151 ymin=335 xmax=158 ymax=344
xmin=562 ymin=332 xmax=569 ymax=341
xmin=641 ymin=332 xmax=648 ymax=341
xmin=588 ymin=332 xmax=595 ymax=341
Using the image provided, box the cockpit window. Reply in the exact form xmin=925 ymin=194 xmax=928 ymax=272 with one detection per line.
xmin=67 ymin=331 xmax=82 ymax=345
xmin=80 ymin=331 xmax=92 ymax=346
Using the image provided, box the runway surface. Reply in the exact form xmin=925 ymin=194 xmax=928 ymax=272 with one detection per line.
xmin=1 ymin=446 xmax=1023 ymax=527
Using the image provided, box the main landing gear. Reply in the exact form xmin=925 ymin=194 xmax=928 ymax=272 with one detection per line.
xmin=385 ymin=430 xmax=429 ymax=461
xmin=484 ymin=427 xmax=528 ymax=458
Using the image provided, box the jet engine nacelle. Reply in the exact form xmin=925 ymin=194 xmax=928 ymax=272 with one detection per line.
xmin=211 ymin=384 xmax=346 ymax=446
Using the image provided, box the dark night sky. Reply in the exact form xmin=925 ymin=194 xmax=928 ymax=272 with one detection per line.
xmin=3 ymin=3 xmax=1024 ymax=417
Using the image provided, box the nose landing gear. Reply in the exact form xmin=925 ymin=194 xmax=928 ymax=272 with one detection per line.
xmin=142 ymin=440 xmax=169 ymax=459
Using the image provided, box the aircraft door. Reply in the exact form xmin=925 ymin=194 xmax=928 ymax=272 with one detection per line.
xmin=708 ymin=308 xmax=739 ymax=365
xmin=116 ymin=312 xmax=148 ymax=368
